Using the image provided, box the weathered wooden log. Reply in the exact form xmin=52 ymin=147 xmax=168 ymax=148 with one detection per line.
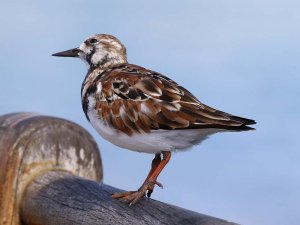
xmin=0 ymin=112 xmax=237 ymax=225
xmin=21 ymin=171 xmax=237 ymax=225
xmin=0 ymin=113 xmax=102 ymax=225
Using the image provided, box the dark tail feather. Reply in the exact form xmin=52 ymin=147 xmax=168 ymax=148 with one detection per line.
xmin=229 ymin=115 xmax=256 ymax=126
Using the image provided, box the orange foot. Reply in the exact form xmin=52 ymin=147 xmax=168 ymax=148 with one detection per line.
xmin=112 ymin=180 xmax=163 ymax=206
xmin=112 ymin=151 xmax=171 ymax=206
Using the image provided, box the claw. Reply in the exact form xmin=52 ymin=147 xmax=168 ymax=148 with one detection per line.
xmin=112 ymin=190 xmax=146 ymax=205
xmin=112 ymin=180 xmax=164 ymax=205
xmin=155 ymin=181 xmax=163 ymax=189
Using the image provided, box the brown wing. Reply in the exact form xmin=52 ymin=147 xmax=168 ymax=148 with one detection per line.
xmin=91 ymin=64 xmax=256 ymax=136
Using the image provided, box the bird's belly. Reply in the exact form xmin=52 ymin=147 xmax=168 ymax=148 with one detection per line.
xmin=87 ymin=109 xmax=164 ymax=153
xmin=87 ymin=108 xmax=221 ymax=154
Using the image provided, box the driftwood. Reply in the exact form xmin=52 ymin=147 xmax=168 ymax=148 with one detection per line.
xmin=21 ymin=171 xmax=236 ymax=225
xmin=0 ymin=112 xmax=237 ymax=225
xmin=0 ymin=113 xmax=102 ymax=225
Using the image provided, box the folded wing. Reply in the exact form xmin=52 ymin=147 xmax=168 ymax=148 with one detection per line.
xmin=92 ymin=64 xmax=256 ymax=136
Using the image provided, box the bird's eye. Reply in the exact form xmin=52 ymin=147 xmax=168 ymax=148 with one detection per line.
xmin=89 ymin=38 xmax=98 ymax=44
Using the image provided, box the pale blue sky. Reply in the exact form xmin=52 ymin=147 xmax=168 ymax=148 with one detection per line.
xmin=1 ymin=1 xmax=300 ymax=224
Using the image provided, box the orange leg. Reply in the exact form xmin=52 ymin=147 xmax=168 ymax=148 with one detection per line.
xmin=112 ymin=151 xmax=171 ymax=205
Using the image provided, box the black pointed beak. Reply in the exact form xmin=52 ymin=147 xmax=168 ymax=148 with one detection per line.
xmin=52 ymin=48 xmax=80 ymax=57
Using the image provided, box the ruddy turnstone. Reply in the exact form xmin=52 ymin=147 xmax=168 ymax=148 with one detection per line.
xmin=53 ymin=34 xmax=256 ymax=205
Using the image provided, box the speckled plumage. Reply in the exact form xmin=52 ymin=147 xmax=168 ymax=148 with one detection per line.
xmin=53 ymin=34 xmax=256 ymax=204
xmin=80 ymin=62 xmax=255 ymax=153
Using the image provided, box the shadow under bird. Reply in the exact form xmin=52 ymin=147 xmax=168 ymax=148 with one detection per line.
xmin=53 ymin=34 xmax=256 ymax=205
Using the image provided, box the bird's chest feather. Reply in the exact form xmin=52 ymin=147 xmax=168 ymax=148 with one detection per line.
xmin=86 ymin=94 xmax=119 ymax=140
xmin=85 ymin=94 xmax=163 ymax=153
xmin=81 ymin=69 xmax=107 ymax=119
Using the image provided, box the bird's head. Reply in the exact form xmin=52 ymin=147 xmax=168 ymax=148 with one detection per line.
xmin=53 ymin=34 xmax=127 ymax=69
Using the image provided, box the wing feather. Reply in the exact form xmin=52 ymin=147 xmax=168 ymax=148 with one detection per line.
xmin=87 ymin=64 xmax=255 ymax=136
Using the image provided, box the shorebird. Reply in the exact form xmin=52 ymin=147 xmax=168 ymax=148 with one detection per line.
xmin=53 ymin=34 xmax=256 ymax=205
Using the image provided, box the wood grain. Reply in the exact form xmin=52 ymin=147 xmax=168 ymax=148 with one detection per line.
xmin=21 ymin=171 xmax=238 ymax=225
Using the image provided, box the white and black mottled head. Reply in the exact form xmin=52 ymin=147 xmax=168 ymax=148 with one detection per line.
xmin=53 ymin=34 xmax=127 ymax=69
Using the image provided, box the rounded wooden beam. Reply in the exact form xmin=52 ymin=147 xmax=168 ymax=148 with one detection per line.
xmin=0 ymin=113 xmax=102 ymax=225
xmin=21 ymin=171 xmax=237 ymax=225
